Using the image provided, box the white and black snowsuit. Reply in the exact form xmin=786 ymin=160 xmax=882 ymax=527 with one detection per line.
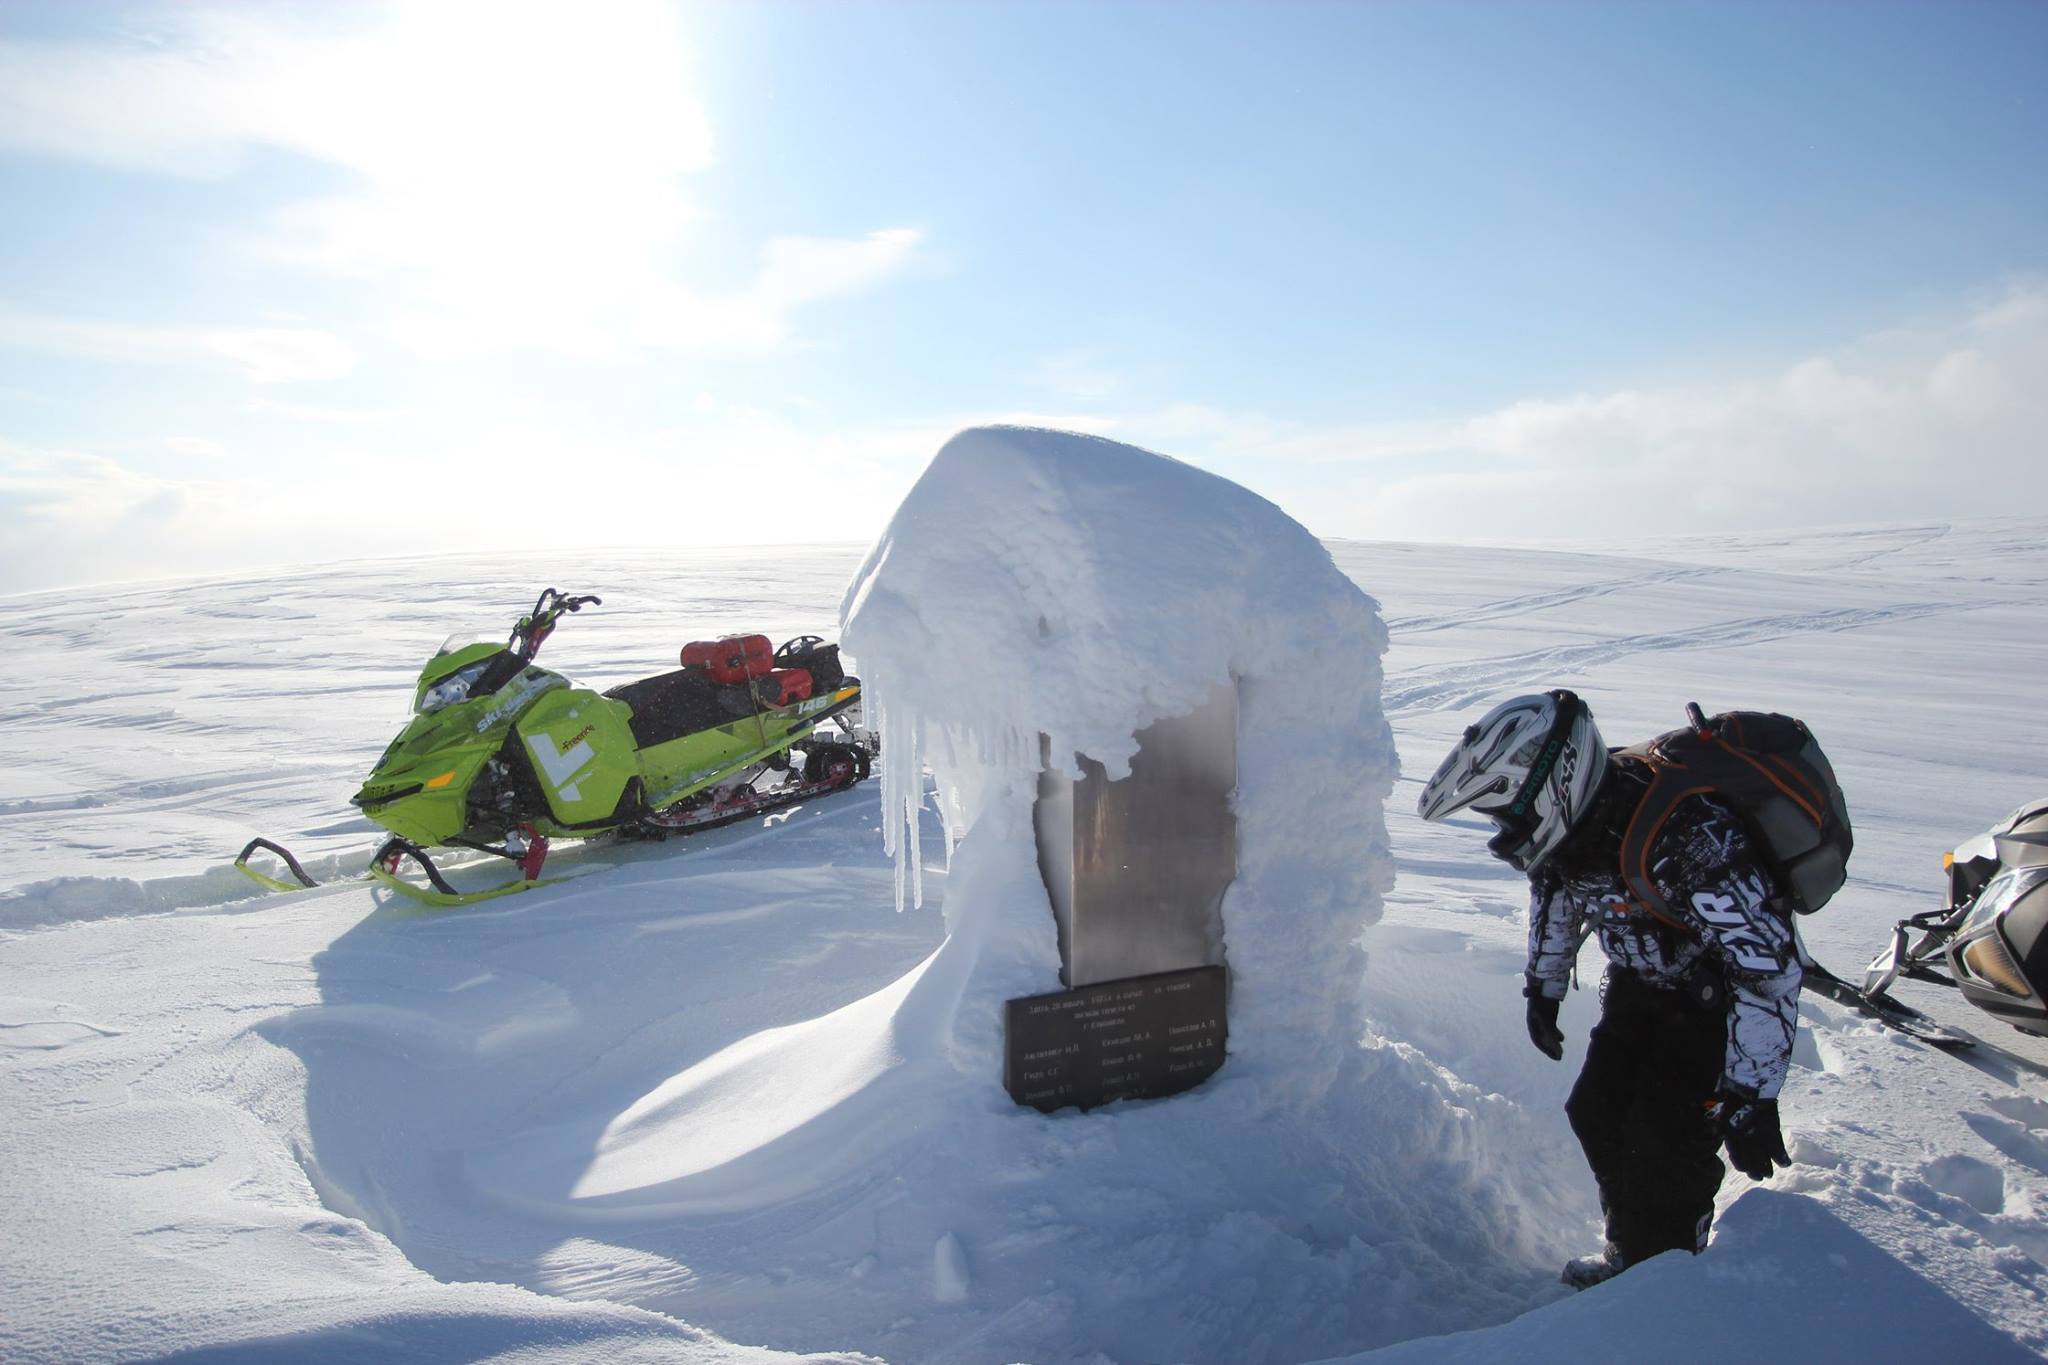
xmin=1525 ymin=758 xmax=1802 ymax=1265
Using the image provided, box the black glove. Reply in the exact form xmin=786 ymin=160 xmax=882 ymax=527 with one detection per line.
xmin=1712 ymin=1084 xmax=1790 ymax=1181
xmin=1523 ymin=977 xmax=1564 ymax=1061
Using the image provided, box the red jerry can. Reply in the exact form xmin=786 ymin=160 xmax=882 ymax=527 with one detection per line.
xmin=682 ymin=634 xmax=773 ymax=684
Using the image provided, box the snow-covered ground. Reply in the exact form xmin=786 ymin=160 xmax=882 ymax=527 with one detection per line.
xmin=4 ymin=514 xmax=2048 ymax=1362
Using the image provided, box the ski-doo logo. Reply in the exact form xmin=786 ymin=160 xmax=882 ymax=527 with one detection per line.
xmin=474 ymin=672 xmax=556 ymax=733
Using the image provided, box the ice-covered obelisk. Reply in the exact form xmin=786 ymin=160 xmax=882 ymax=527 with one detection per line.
xmin=841 ymin=425 xmax=1393 ymax=1110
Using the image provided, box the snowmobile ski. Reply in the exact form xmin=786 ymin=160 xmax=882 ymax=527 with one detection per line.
xmin=366 ymin=835 xmax=560 ymax=908
xmin=1801 ymin=958 xmax=1977 ymax=1051
xmin=234 ymin=837 xmax=319 ymax=893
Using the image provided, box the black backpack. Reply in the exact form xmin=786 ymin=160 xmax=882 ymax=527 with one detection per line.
xmin=1616 ymin=704 xmax=1853 ymax=929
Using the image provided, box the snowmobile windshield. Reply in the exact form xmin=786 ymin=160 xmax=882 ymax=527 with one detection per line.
xmin=417 ymin=657 xmax=494 ymax=715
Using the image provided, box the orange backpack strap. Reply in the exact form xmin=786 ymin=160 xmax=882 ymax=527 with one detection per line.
xmin=1614 ymin=744 xmax=1707 ymax=935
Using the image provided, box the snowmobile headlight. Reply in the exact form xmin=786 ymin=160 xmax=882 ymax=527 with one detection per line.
xmin=1954 ymin=866 xmax=2048 ymax=998
xmin=418 ymin=660 xmax=491 ymax=714
xmin=1960 ymin=931 xmax=2033 ymax=999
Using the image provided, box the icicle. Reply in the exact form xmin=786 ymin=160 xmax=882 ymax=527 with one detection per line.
xmin=873 ymin=683 xmax=927 ymax=914
xmin=905 ymin=715 xmax=924 ymax=911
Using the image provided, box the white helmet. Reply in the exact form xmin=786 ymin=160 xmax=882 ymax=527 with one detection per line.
xmin=1417 ymin=690 xmax=1608 ymax=873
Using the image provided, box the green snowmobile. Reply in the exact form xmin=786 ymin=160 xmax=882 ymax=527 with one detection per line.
xmin=236 ymin=588 xmax=871 ymax=906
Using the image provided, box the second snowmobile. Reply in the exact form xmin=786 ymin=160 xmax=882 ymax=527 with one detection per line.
xmin=237 ymin=588 xmax=871 ymax=905
xmin=1865 ymin=797 xmax=2048 ymax=1035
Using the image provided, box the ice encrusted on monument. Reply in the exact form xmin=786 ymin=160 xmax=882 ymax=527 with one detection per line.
xmin=840 ymin=424 xmax=1394 ymax=1095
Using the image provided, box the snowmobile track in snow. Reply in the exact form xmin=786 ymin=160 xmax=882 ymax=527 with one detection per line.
xmin=1384 ymin=599 xmax=1981 ymax=715
xmin=1383 ymin=564 xmax=1728 ymax=635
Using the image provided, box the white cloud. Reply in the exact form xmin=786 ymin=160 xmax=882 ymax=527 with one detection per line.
xmin=0 ymin=3 xmax=921 ymax=362
xmin=163 ymin=436 xmax=227 ymax=460
xmin=629 ymin=230 xmax=927 ymax=354
xmin=1 ymin=444 xmax=283 ymax=590
xmin=0 ymin=5 xmax=714 ymax=187
xmin=1104 ymin=283 xmax=2048 ymax=543
xmin=0 ymin=309 xmax=356 ymax=384
xmin=0 ymin=38 xmax=248 ymax=177
xmin=0 ymin=398 xmax=1134 ymax=592
xmin=0 ymin=439 xmax=463 ymax=591
xmin=1032 ymin=351 xmax=1123 ymax=401
xmin=754 ymin=230 xmax=925 ymax=314
xmin=243 ymin=397 xmax=396 ymax=425
xmin=0 ymin=446 xmax=170 ymax=525
xmin=11 ymin=276 xmax=2041 ymax=591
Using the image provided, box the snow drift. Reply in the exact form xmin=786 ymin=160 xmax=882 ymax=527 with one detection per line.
xmin=9 ymin=519 xmax=2048 ymax=1361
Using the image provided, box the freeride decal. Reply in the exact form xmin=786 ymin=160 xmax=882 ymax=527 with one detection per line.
xmin=525 ymin=727 xmax=596 ymax=804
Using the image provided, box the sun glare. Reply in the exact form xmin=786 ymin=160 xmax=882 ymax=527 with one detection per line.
xmin=233 ymin=1 xmax=713 ymax=355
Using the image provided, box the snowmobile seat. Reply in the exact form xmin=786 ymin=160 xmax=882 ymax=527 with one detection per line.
xmin=604 ymin=669 xmax=727 ymax=749
xmin=682 ymin=634 xmax=773 ymax=685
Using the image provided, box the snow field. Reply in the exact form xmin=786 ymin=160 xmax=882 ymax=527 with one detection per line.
xmin=2 ymin=504 xmax=2047 ymax=1360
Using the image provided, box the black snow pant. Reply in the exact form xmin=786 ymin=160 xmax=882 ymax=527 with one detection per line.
xmin=1564 ymin=966 xmax=1728 ymax=1267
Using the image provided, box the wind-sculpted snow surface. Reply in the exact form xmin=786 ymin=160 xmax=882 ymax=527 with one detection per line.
xmin=6 ymin=519 xmax=2048 ymax=1361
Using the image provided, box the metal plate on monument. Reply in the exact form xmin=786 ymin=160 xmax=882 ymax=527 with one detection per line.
xmin=1036 ymin=684 xmax=1238 ymax=988
xmin=1004 ymin=964 xmax=1228 ymax=1113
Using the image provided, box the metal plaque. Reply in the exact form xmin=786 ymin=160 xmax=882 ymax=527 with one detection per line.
xmin=1035 ymin=683 xmax=1238 ymax=987
xmin=1003 ymin=964 xmax=1228 ymax=1112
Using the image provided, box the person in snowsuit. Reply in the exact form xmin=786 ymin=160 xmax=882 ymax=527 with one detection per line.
xmin=1416 ymin=689 xmax=1799 ymax=1288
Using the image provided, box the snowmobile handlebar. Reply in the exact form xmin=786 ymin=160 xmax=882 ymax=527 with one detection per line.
xmin=510 ymin=588 xmax=603 ymax=660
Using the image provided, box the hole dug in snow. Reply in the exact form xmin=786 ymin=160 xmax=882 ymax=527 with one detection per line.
xmin=1919 ymin=1153 xmax=2008 ymax=1216
xmin=1789 ymin=1023 xmax=1840 ymax=1075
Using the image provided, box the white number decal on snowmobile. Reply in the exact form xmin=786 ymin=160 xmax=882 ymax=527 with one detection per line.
xmin=525 ymin=730 xmax=596 ymax=803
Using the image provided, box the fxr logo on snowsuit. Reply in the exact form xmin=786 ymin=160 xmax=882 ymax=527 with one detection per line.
xmin=1689 ymin=890 xmax=1781 ymax=974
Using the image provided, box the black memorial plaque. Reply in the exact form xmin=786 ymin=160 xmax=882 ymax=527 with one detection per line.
xmin=1003 ymin=963 xmax=1227 ymax=1112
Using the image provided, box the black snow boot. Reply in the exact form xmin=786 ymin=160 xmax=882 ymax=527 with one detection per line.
xmin=1561 ymin=1244 xmax=1625 ymax=1291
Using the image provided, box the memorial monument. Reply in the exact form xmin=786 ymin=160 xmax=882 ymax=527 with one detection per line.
xmin=840 ymin=424 xmax=1395 ymax=1112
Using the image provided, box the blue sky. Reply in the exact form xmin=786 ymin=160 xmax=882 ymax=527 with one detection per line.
xmin=1 ymin=0 xmax=2044 ymax=590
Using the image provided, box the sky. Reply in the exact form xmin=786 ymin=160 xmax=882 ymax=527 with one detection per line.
xmin=0 ymin=0 xmax=2044 ymax=592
